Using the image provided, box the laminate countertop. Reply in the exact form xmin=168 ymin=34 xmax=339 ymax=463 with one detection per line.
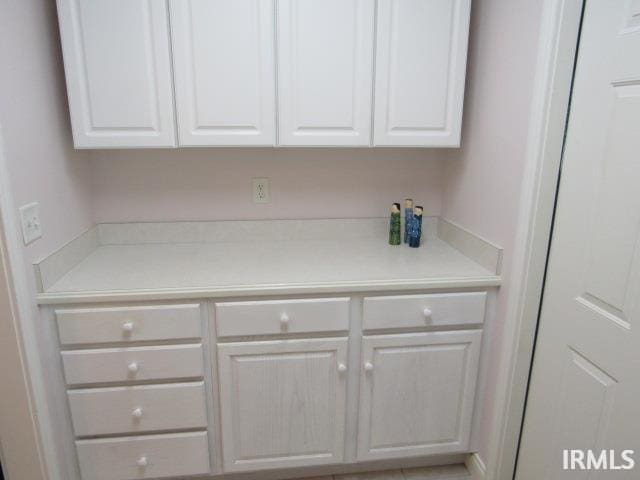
xmin=35 ymin=219 xmax=502 ymax=304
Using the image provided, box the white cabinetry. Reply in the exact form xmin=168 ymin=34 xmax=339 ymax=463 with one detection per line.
xmin=170 ymin=0 xmax=276 ymax=146
xmin=276 ymin=0 xmax=375 ymax=146
xmin=217 ymin=338 xmax=348 ymax=472
xmin=56 ymin=0 xmax=470 ymax=148
xmin=357 ymin=330 xmax=482 ymax=460
xmin=373 ymin=0 xmax=471 ymax=146
xmin=56 ymin=0 xmax=176 ymax=148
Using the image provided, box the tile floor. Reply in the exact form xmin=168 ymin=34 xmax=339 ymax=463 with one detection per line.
xmin=299 ymin=464 xmax=471 ymax=480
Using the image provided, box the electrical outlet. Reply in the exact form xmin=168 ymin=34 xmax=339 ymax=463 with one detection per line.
xmin=252 ymin=178 xmax=270 ymax=204
xmin=19 ymin=202 xmax=42 ymax=245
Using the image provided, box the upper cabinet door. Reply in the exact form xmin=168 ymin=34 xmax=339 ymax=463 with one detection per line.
xmin=373 ymin=0 xmax=471 ymax=147
xmin=170 ymin=0 xmax=276 ymax=146
xmin=56 ymin=0 xmax=176 ymax=148
xmin=277 ymin=0 xmax=375 ymax=146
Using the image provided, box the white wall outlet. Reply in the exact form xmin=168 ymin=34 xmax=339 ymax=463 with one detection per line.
xmin=19 ymin=202 xmax=42 ymax=245
xmin=252 ymin=178 xmax=270 ymax=204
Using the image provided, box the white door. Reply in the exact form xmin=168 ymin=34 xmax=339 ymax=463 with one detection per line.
xmin=217 ymin=338 xmax=348 ymax=472
xmin=373 ymin=0 xmax=471 ymax=147
xmin=357 ymin=331 xmax=482 ymax=461
xmin=277 ymin=0 xmax=375 ymax=146
xmin=517 ymin=1 xmax=640 ymax=478
xmin=170 ymin=0 xmax=276 ymax=146
xmin=56 ymin=0 xmax=176 ymax=148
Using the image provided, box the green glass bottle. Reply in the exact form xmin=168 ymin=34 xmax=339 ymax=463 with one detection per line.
xmin=389 ymin=203 xmax=401 ymax=245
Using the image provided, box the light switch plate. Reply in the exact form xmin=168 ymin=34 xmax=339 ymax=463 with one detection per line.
xmin=19 ymin=202 xmax=42 ymax=245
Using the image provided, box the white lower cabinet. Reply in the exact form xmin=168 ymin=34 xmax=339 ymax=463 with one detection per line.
xmin=357 ymin=330 xmax=482 ymax=460
xmin=217 ymin=338 xmax=349 ymax=472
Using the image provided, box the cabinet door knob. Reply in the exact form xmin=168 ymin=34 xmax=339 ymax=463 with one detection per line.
xmin=122 ymin=322 xmax=134 ymax=333
xmin=136 ymin=456 xmax=148 ymax=468
xmin=423 ymin=308 xmax=433 ymax=319
xmin=131 ymin=407 xmax=143 ymax=419
xmin=364 ymin=362 xmax=374 ymax=372
xmin=127 ymin=362 xmax=139 ymax=374
xmin=338 ymin=363 xmax=347 ymax=373
xmin=280 ymin=313 xmax=290 ymax=328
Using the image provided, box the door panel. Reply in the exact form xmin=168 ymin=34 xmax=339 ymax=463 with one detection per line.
xmin=56 ymin=0 xmax=176 ymax=147
xmin=277 ymin=0 xmax=375 ymax=146
xmin=217 ymin=338 xmax=348 ymax=472
xmin=373 ymin=0 xmax=471 ymax=146
xmin=357 ymin=331 xmax=482 ymax=460
xmin=170 ymin=0 xmax=276 ymax=146
xmin=517 ymin=1 xmax=640 ymax=478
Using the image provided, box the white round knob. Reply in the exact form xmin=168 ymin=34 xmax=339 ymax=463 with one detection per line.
xmin=280 ymin=313 xmax=290 ymax=328
xmin=122 ymin=322 xmax=134 ymax=333
xmin=338 ymin=363 xmax=347 ymax=373
xmin=127 ymin=362 xmax=139 ymax=374
xmin=136 ymin=456 xmax=148 ymax=468
xmin=423 ymin=308 xmax=432 ymax=319
xmin=364 ymin=362 xmax=374 ymax=372
xmin=131 ymin=407 xmax=143 ymax=419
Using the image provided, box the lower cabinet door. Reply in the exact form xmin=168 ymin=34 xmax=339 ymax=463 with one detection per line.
xmin=217 ymin=338 xmax=348 ymax=472
xmin=357 ymin=330 xmax=482 ymax=460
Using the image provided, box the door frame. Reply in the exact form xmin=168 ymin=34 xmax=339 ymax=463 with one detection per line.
xmin=482 ymin=1 xmax=585 ymax=479
xmin=0 ymin=124 xmax=49 ymax=479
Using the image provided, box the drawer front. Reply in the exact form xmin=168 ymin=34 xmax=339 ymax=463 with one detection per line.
xmin=216 ymin=298 xmax=350 ymax=337
xmin=363 ymin=292 xmax=486 ymax=330
xmin=68 ymin=382 xmax=207 ymax=437
xmin=56 ymin=304 xmax=201 ymax=345
xmin=61 ymin=344 xmax=204 ymax=386
xmin=76 ymin=431 xmax=210 ymax=480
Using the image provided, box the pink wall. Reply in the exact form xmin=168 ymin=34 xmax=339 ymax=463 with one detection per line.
xmin=442 ymin=0 xmax=544 ymax=463
xmin=0 ymin=0 xmax=92 ymax=268
xmin=89 ymin=148 xmax=444 ymax=223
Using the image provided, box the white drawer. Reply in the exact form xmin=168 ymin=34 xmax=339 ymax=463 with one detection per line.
xmin=363 ymin=292 xmax=486 ymax=331
xmin=215 ymin=298 xmax=350 ymax=337
xmin=68 ymin=382 xmax=207 ymax=437
xmin=56 ymin=304 xmax=201 ymax=346
xmin=61 ymin=344 xmax=204 ymax=386
xmin=76 ymin=431 xmax=210 ymax=480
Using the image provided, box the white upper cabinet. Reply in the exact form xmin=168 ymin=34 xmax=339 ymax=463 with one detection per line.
xmin=276 ymin=0 xmax=375 ymax=146
xmin=56 ymin=0 xmax=176 ymax=148
xmin=373 ymin=0 xmax=471 ymax=147
xmin=170 ymin=0 xmax=276 ymax=146
xmin=56 ymin=0 xmax=471 ymax=148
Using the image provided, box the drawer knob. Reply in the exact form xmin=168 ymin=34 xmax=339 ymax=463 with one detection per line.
xmin=338 ymin=363 xmax=347 ymax=373
xmin=122 ymin=322 xmax=134 ymax=333
xmin=280 ymin=313 xmax=290 ymax=328
xmin=136 ymin=456 xmax=148 ymax=468
xmin=423 ymin=308 xmax=433 ymax=319
xmin=127 ymin=362 xmax=139 ymax=374
xmin=131 ymin=407 xmax=143 ymax=419
xmin=364 ymin=362 xmax=374 ymax=372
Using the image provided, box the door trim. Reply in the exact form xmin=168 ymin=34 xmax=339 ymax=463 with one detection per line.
xmin=0 ymin=124 xmax=49 ymax=479
xmin=485 ymin=1 xmax=584 ymax=479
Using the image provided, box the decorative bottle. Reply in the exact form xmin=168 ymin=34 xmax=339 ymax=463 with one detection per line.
xmin=389 ymin=203 xmax=401 ymax=245
xmin=404 ymin=198 xmax=414 ymax=243
xmin=408 ymin=206 xmax=424 ymax=248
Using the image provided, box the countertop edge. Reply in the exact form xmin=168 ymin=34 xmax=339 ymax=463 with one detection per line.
xmin=36 ymin=276 xmax=501 ymax=305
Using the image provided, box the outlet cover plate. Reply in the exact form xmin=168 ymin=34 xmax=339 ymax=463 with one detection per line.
xmin=19 ymin=202 xmax=42 ymax=245
xmin=252 ymin=178 xmax=270 ymax=204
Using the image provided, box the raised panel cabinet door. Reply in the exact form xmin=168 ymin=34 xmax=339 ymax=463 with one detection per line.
xmin=373 ymin=0 xmax=471 ymax=147
xmin=277 ymin=0 xmax=375 ymax=146
xmin=217 ymin=338 xmax=348 ymax=472
xmin=56 ymin=0 xmax=176 ymax=148
xmin=357 ymin=330 xmax=482 ymax=460
xmin=170 ymin=0 xmax=276 ymax=146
